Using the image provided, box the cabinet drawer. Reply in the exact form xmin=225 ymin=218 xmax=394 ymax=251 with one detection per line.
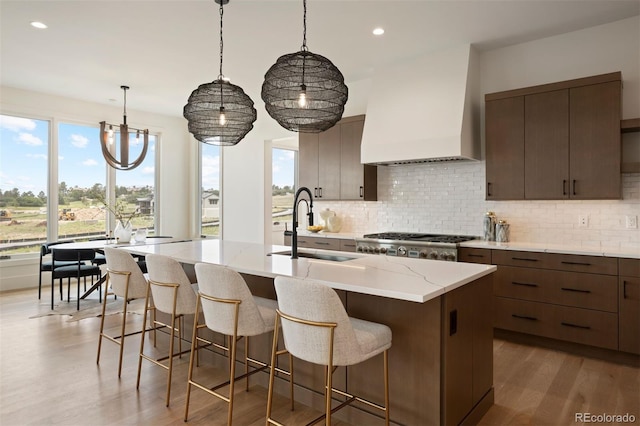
xmin=620 ymin=258 xmax=640 ymax=278
xmin=339 ymin=239 xmax=357 ymax=252
xmin=492 ymin=250 xmax=617 ymax=275
xmin=458 ymin=248 xmax=492 ymax=264
xmin=547 ymin=253 xmax=617 ymax=275
xmin=298 ymin=237 xmax=340 ymax=251
xmin=495 ymin=266 xmax=618 ymax=312
xmin=491 ymin=250 xmax=551 ymax=268
xmin=494 ymin=296 xmax=552 ymax=336
xmin=494 ymin=297 xmax=618 ymax=350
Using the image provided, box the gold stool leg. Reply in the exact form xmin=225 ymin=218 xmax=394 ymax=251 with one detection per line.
xmin=384 ymin=350 xmax=390 ymax=426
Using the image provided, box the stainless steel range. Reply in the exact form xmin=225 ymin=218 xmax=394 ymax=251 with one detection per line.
xmin=356 ymin=232 xmax=479 ymax=261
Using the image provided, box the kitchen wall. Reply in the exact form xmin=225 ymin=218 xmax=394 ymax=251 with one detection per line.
xmin=315 ymin=164 xmax=639 ymax=250
xmin=315 ymin=16 xmax=640 ymax=251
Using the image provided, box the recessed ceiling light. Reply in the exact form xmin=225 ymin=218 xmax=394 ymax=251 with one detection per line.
xmin=30 ymin=21 xmax=48 ymax=29
xmin=372 ymin=27 xmax=384 ymax=36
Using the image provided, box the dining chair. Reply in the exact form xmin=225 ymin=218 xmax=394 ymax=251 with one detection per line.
xmin=50 ymin=248 xmax=102 ymax=310
xmin=267 ymin=276 xmax=392 ymax=426
xmin=97 ymin=247 xmax=152 ymax=378
xmin=137 ymin=253 xmax=198 ymax=407
xmin=184 ymin=263 xmax=291 ymax=425
xmin=38 ymin=241 xmax=81 ymax=300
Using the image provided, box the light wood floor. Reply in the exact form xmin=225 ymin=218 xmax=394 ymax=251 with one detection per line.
xmin=1 ymin=287 xmax=638 ymax=426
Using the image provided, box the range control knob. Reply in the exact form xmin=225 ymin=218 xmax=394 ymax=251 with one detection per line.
xmin=380 ymin=247 xmax=387 ymax=254
xmin=397 ymin=246 xmax=407 ymax=256
xmin=419 ymin=251 xmax=428 ymax=258
xmin=445 ymin=253 xmax=456 ymax=261
xmin=428 ymin=251 xmax=438 ymax=260
xmin=374 ymin=247 xmax=380 ymax=254
xmin=357 ymin=246 xmax=363 ymax=252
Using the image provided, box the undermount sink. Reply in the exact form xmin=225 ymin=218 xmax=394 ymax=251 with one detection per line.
xmin=268 ymin=250 xmax=355 ymax=262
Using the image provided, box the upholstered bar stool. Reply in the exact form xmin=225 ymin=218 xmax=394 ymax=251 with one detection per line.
xmin=137 ymin=253 xmax=198 ymax=407
xmin=96 ymin=247 xmax=152 ymax=378
xmin=184 ymin=263 xmax=292 ymax=425
xmin=267 ymin=276 xmax=392 ymax=426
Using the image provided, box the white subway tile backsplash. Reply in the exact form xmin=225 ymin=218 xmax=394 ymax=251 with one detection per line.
xmin=313 ymin=162 xmax=639 ymax=249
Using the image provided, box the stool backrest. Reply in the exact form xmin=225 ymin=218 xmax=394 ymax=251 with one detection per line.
xmin=194 ymin=263 xmax=268 ymax=337
xmin=104 ymin=247 xmax=148 ymax=300
xmin=274 ymin=276 xmax=358 ymax=366
xmin=145 ymin=253 xmax=197 ymax=315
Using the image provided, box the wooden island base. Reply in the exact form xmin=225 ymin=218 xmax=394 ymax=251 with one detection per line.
xmin=180 ymin=265 xmax=495 ymax=425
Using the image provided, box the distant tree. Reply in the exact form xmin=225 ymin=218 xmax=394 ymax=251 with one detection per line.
xmin=17 ymin=195 xmax=44 ymax=207
xmin=37 ymin=191 xmax=47 ymax=202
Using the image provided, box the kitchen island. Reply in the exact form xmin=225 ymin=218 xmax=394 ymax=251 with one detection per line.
xmin=123 ymin=239 xmax=496 ymax=425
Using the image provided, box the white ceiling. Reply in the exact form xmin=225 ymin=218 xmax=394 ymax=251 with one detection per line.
xmin=2 ymin=0 xmax=639 ymax=122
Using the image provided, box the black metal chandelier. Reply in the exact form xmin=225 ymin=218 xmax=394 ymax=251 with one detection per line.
xmin=99 ymin=85 xmax=149 ymax=171
xmin=184 ymin=0 xmax=256 ymax=146
xmin=262 ymin=0 xmax=348 ymax=133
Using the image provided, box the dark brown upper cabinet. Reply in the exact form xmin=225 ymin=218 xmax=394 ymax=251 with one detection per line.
xmin=299 ymin=115 xmax=377 ymax=201
xmin=485 ymin=72 xmax=622 ymax=200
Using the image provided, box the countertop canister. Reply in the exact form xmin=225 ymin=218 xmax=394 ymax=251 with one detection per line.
xmin=496 ymin=220 xmax=510 ymax=243
xmin=483 ymin=211 xmax=497 ymax=241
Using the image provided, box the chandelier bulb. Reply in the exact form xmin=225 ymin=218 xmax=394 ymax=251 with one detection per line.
xmin=219 ymin=106 xmax=227 ymax=126
xmin=298 ymin=84 xmax=307 ymax=108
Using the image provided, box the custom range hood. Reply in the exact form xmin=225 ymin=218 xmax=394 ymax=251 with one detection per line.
xmin=361 ymin=44 xmax=480 ymax=165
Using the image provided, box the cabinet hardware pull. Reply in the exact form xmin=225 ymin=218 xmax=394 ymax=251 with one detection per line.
xmin=572 ymin=179 xmax=577 ymax=196
xmin=359 ymin=186 xmax=364 ymax=198
xmin=562 ymin=180 xmax=567 ymax=196
xmin=512 ymin=314 xmax=537 ymax=321
xmin=318 ymin=187 xmax=323 ymax=198
xmin=314 ymin=188 xmax=318 ymax=197
xmin=450 ymin=310 xmax=458 ymax=336
xmin=512 ymin=281 xmax=538 ymax=288
xmin=468 ymin=254 xmax=485 ymax=258
xmin=561 ymin=321 xmax=591 ymax=330
xmin=315 ymin=242 xmax=330 ymax=246
xmin=487 ymin=182 xmax=492 ymax=197
xmin=512 ymin=257 xmax=539 ymax=262
xmin=561 ymin=261 xmax=591 ymax=266
xmin=561 ymin=287 xmax=591 ymax=294
xmin=623 ymin=280 xmax=628 ymax=299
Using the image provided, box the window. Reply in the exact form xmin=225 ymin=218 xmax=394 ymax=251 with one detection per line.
xmin=201 ymin=143 xmax=221 ymax=237
xmin=272 ymin=147 xmax=296 ymax=244
xmin=115 ymin=134 xmax=156 ymax=235
xmin=0 ymin=114 xmax=158 ymax=256
xmin=57 ymin=122 xmax=106 ymax=240
xmin=0 ymin=114 xmax=50 ymax=254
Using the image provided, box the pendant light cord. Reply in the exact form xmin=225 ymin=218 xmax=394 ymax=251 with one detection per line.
xmin=218 ymin=1 xmax=224 ymax=79
xmin=122 ymin=85 xmax=128 ymax=125
xmin=218 ymin=0 xmax=224 ymax=109
xmin=301 ymin=0 xmax=307 ymax=51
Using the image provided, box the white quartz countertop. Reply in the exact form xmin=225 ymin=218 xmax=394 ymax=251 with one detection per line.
xmin=123 ymin=239 xmax=496 ymax=303
xmin=461 ymin=240 xmax=640 ymax=259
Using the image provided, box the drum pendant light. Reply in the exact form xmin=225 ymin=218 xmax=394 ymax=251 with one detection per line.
xmin=262 ymin=0 xmax=348 ymax=133
xmin=184 ymin=0 xmax=257 ymax=146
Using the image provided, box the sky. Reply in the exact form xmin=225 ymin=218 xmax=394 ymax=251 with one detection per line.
xmin=1 ymin=114 xmax=295 ymax=196
xmin=1 ymin=113 xmax=155 ymax=194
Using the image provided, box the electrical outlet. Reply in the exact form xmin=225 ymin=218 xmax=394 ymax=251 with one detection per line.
xmin=578 ymin=215 xmax=589 ymax=228
xmin=626 ymin=215 xmax=638 ymax=229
